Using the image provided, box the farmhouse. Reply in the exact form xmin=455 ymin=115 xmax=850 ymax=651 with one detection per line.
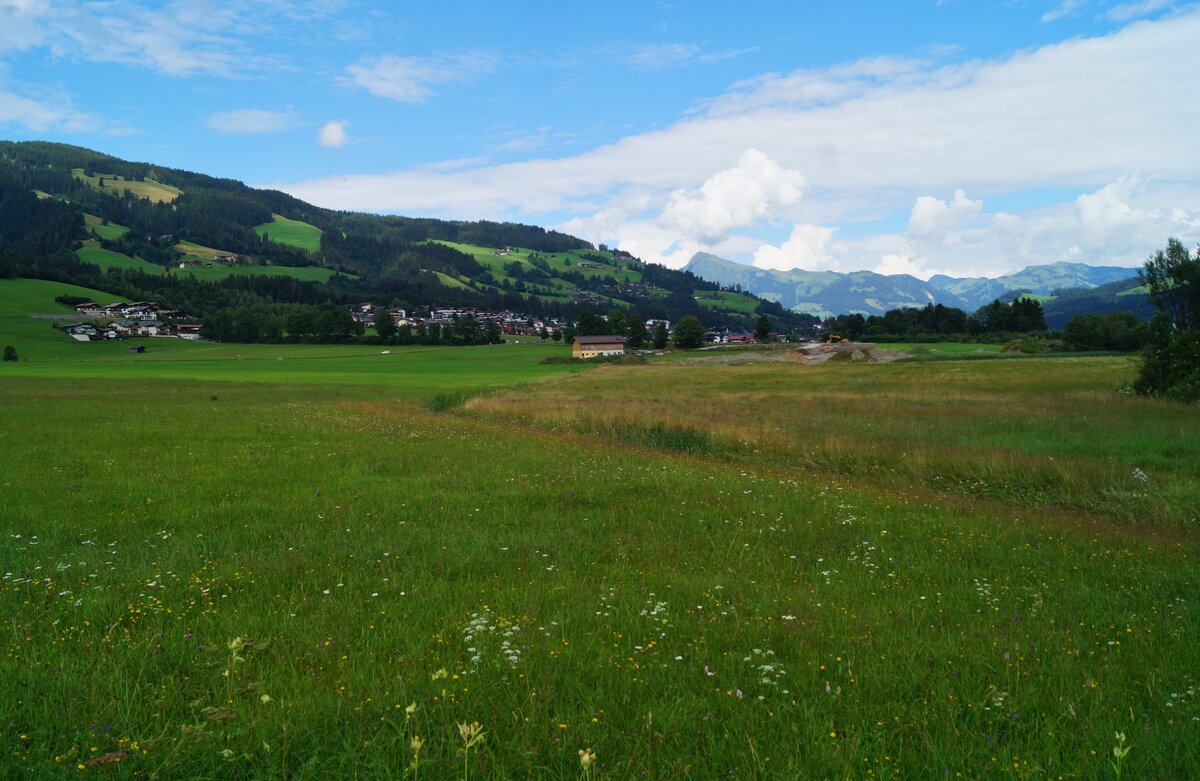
xmin=571 ymin=335 xmax=626 ymax=359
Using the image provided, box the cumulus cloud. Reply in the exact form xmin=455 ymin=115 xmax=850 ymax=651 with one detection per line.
xmin=342 ymin=52 xmax=495 ymax=103
xmin=908 ymin=189 xmax=984 ymax=239
xmin=658 ymin=149 xmax=804 ymax=243
xmin=205 ymin=108 xmax=299 ymax=134
xmin=753 ymin=224 xmax=840 ymax=271
xmin=317 ymin=119 xmax=350 ymax=147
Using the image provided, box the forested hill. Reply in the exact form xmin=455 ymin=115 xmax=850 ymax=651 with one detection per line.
xmin=0 ymin=141 xmax=811 ymax=333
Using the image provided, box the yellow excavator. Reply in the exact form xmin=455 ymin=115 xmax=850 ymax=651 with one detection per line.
xmin=825 ymin=333 xmax=850 ymax=344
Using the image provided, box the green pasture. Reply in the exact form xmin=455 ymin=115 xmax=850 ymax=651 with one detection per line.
xmin=2 ymin=334 xmax=1198 ymax=778
xmin=255 ymin=214 xmax=323 ymax=252
xmin=83 ymin=213 xmax=130 ymax=240
xmin=891 ymin=342 xmax=1006 ymax=357
xmin=0 ymin=277 xmax=131 ymax=360
xmin=693 ymin=289 xmax=759 ymax=315
xmin=76 ymin=240 xmax=161 ymax=275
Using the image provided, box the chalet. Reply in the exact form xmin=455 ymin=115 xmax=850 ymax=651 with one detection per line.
xmin=571 ymin=335 xmax=626 ymax=359
xmin=211 ymin=254 xmax=239 ymax=263
xmin=724 ymin=333 xmax=754 ymax=344
xmin=179 ymin=259 xmax=203 ymax=269
xmin=75 ymin=303 xmax=107 ymax=317
xmin=136 ymin=319 xmax=167 ymax=336
xmin=63 ymin=323 xmax=98 ymax=341
xmin=176 ymin=323 xmax=204 ymax=340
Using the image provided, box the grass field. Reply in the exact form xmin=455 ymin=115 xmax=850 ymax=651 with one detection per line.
xmin=72 ymin=169 xmax=181 ymax=203
xmin=255 ymin=214 xmax=324 ymax=252
xmin=83 ymin=214 xmax=130 ymax=241
xmin=2 ymin=330 xmax=1198 ymax=778
xmin=76 ymin=240 xmax=160 ymax=275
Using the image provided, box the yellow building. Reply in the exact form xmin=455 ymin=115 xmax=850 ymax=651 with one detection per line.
xmin=571 ymin=335 xmax=627 ymax=358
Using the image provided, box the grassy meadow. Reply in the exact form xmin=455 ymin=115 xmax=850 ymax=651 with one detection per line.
xmin=70 ymin=240 xmax=347 ymax=284
xmin=255 ymin=215 xmax=324 ymax=252
xmin=2 ymin=327 xmax=1199 ymax=778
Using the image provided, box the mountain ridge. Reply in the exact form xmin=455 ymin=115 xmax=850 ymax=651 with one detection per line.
xmin=684 ymin=252 xmax=1143 ymax=317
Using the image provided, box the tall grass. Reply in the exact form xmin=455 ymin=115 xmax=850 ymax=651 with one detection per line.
xmin=465 ymin=356 xmax=1200 ymax=529
xmin=1 ymin=354 xmax=1199 ymax=778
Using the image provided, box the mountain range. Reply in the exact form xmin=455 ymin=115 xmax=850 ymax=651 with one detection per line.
xmin=684 ymin=252 xmax=1143 ymax=317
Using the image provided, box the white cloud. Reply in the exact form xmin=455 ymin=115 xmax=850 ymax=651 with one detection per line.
xmin=276 ymin=12 xmax=1200 ymax=277
xmin=1042 ymin=0 xmax=1087 ymax=22
xmin=342 ymin=52 xmax=495 ymax=103
xmin=658 ymin=149 xmax=805 ymax=242
xmin=908 ymin=189 xmax=984 ymax=239
xmin=0 ymin=0 xmax=332 ymax=76
xmin=317 ymin=119 xmax=350 ymax=147
xmin=753 ymin=224 xmax=840 ymax=271
xmin=1103 ymin=0 xmax=1174 ymax=21
xmin=0 ymin=82 xmax=111 ymax=133
xmin=626 ymin=43 xmax=701 ymax=68
xmin=874 ymin=252 xmax=926 ymax=277
xmin=623 ymin=43 xmax=754 ymax=69
xmin=206 ymin=108 xmax=299 ymax=134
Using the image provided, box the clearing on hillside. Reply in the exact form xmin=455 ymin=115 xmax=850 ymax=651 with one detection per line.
xmin=72 ymin=168 xmax=181 ymax=203
xmin=254 ymin=214 xmax=323 ymax=252
xmin=83 ymin=213 xmax=130 ymax=240
xmin=77 ymin=240 xmax=162 ymax=275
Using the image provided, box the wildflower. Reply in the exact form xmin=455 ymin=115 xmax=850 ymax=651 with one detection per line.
xmin=227 ymin=637 xmax=244 ymax=651
xmin=457 ymin=721 xmax=485 ymax=749
xmin=411 ymin=735 xmax=424 ymax=754
xmin=579 ymin=747 xmax=597 ymax=770
xmin=431 ymin=668 xmax=449 ymax=680
xmin=405 ymin=701 xmax=418 ymax=716
xmin=260 ymin=694 xmax=272 ymax=705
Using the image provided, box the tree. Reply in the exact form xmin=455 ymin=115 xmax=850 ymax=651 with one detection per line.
xmin=755 ymin=314 xmax=772 ymax=342
xmin=652 ymin=322 xmax=669 ymax=350
xmin=551 ymin=328 xmax=562 ymax=343
xmin=373 ymin=307 xmax=396 ymax=340
xmin=606 ymin=308 xmax=628 ymax=336
xmin=626 ymin=309 xmax=648 ymax=349
xmin=576 ymin=308 xmax=607 ymax=336
xmin=538 ymin=326 xmax=550 ymax=341
xmin=673 ymin=315 xmax=705 ymax=349
xmin=1135 ymin=239 xmax=1200 ymax=401
xmin=2 ymin=345 xmax=16 ymax=362
xmin=1141 ymin=237 xmax=1200 ymax=332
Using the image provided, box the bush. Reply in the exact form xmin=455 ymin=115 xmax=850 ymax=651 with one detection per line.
xmin=1134 ymin=317 xmax=1200 ymax=402
xmin=2 ymin=345 xmax=16 ymax=362
xmin=425 ymin=390 xmax=473 ymax=412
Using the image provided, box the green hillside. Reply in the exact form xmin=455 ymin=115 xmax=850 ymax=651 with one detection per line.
xmin=255 ymin=213 xmax=323 ymax=251
xmin=77 ymin=240 xmax=161 ymax=274
xmin=0 ymin=277 xmax=134 ymax=360
xmin=83 ymin=213 xmax=129 ymax=240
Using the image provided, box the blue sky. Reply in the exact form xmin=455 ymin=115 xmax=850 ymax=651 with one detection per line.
xmin=2 ymin=0 xmax=1198 ymax=278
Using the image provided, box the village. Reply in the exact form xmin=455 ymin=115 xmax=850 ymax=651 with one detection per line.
xmin=56 ymin=298 xmax=770 ymax=353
